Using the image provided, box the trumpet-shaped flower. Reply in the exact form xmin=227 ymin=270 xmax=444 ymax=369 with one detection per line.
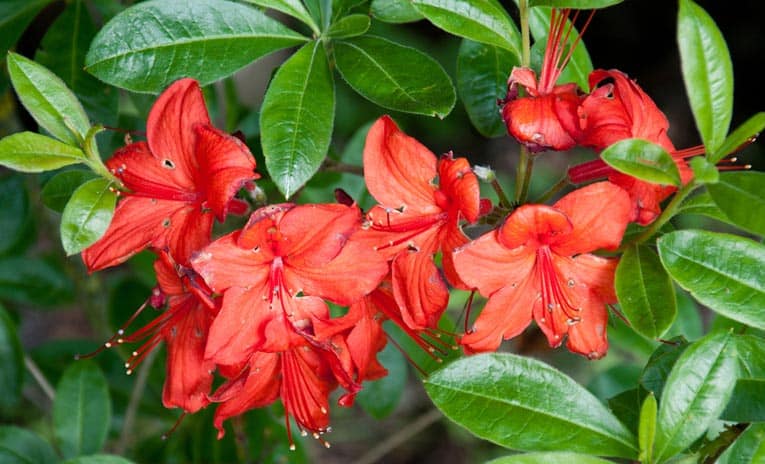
xmin=82 ymin=78 xmax=258 ymax=270
xmin=454 ymin=182 xmax=630 ymax=359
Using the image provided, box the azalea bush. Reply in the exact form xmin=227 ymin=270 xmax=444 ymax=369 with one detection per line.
xmin=1 ymin=0 xmax=764 ymax=463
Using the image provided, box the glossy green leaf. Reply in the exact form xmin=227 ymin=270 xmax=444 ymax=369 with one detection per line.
xmin=53 ymin=360 xmax=112 ymax=459
xmin=0 ymin=175 xmax=30 ymax=256
xmin=607 ymin=387 xmax=649 ymax=436
xmin=41 ymin=170 xmax=98 ymax=213
xmin=62 ymin=455 xmax=136 ymax=464
xmin=717 ymin=423 xmax=765 ymax=464
xmin=688 ymin=156 xmax=718 ymax=184
xmin=7 ymin=53 xmax=91 ymax=146
xmin=638 ymin=393 xmax=657 ymax=464
xmin=60 ymin=178 xmax=117 ymax=255
xmin=658 ymin=230 xmax=765 ymax=331
xmin=411 ymin=0 xmax=521 ymax=57
xmin=615 ymin=244 xmax=677 ymax=339
xmin=707 ymin=172 xmax=765 ymax=236
xmin=357 ymin=342 xmax=408 ymax=419
xmin=85 ymin=0 xmax=308 ymax=93
xmin=529 ymin=0 xmax=622 ymax=8
xmin=0 ymin=257 xmax=74 ymax=306
xmin=677 ymin=0 xmax=733 ymax=155
xmin=425 ymin=353 xmax=638 ymax=458
xmin=0 ymin=426 xmax=58 ymax=464
xmin=721 ymin=335 xmax=765 ymax=422
xmin=639 ymin=337 xmax=689 ymax=398
xmin=261 ymin=41 xmax=334 ymax=198
xmin=653 ymin=331 xmax=737 ymax=462
xmin=528 ymin=7 xmax=592 ymax=91
xmin=370 ymin=0 xmax=424 ymax=23
xmin=710 ymin=112 xmax=765 ymax=164
xmin=457 ymin=39 xmax=518 ymax=138
xmin=486 ymin=452 xmax=614 ymax=464
xmin=664 ymin=289 xmax=703 ymax=341
xmin=601 ymin=139 xmax=681 ymax=186
xmin=334 ymin=36 xmax=455 ymax=117
xmin=0 ymin=0 xmax=53 ymax=55
xmin=0 ymin=306 xmax=23 ymax=410
xmin=676 ymin=189 xmax=732 ymax=224
xmin=35 ymin=0 xmax=119 ymax=127
xmin=244 ymin=0 xmax=319 ymax=33
xmin=0 ymin=132 xmax=87 ymax=173
xmin=326 ymin=14 xmax=370 ymax=38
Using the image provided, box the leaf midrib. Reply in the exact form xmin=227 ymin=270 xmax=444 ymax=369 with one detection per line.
xmin=414 ymin=0 xmax=515 ymax=52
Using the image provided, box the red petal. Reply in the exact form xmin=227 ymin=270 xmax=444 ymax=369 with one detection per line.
xmin=565 ymin=295 xmax=609 ymax=359
xmin=280 ymin=203 xmax=361 ymax=267
xmin=436 ymin=155 xmax=481 ymax=223
xmin=460 ymin=278 xmax=535 ymax=354
xmin=363 ymin=116 xmax=438 ymax=213
xmin=286 ymin=239 xmax=388 ymax=306
xmin=498 ymin=204 xmax=572 ymax=250
xmin=390 ymin=247 xmax=448 ymax=330
xmin=438 ymin=217 xmax=470 ymax=289
xmin=355 ymin=205 xmax=442 ymax=260
xmin=107 ymin=142 xmax=196 ymax=201
xmin=212 ymin=352 xmax=281 ymax=439
xmin=281 ymin=345 xmax=336 ymax=434
xmin=191 ymin=232 xmax=272 ymax=293
xmin=502 ymin=93 xmax=578 ymax=152
xmin=555 ymin=253 xmax=619 ymax=304
xmin=161 ymin=297 xmax=216 ymax=413
xmin=551 ymin=181 xmax=631 ymax=255
xmin=195 ymin=124 xmax=258 ymax=221
xmin=146 ymin=78 xmax=210 ymax=191
xmin=452 ymin=229 xmax=536 ymax=297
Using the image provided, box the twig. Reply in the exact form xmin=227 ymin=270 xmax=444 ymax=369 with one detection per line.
xmin=24 ymin=355 xmax=55 ymax=401
xmin=115 ymin=348 xmax=160 ymax=455
xmin=354 ymin=409 xmax=442 ymax=464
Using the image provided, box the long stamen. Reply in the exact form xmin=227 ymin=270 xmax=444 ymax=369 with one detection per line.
xmin=74 ymin=298 xmax=153 ymax=360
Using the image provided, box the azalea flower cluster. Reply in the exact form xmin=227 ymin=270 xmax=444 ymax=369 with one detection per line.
xmin=81 ymin=7 xmax=703 ymax=446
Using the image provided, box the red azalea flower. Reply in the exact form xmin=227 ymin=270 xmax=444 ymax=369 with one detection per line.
xmin=190 ymin=203 xmax=388 ymax=368
xmin=82 ymin=78 xmax=258 ymax=271
xmin=209 ymin=339 xmax=343 ymax=445
xmin=92 ymin=251 xmax=218 ymax=413
xmin=566 ymin=69 xmax=696 ymax=224
xmin=356 ymin=115 xmax=484 ymax=331
xmin=454 ymin=182 xmax=631 ymax=359
xmin=501 ymin=9 xmax=593 ymax=152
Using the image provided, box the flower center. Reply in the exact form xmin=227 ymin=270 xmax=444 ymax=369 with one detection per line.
xmin=535 ymin=247 xmax=581 ymax=338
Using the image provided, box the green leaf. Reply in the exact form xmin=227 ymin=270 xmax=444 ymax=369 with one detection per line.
xmin=326 ymin=14 xmax=370 ymax=38
xmin=716 ymin=423 xmax=765 ymax=464
xmin=35 ymin=0 xmax=119 ymax=127
xmin=370 ymin=0 xmax=424 ymax=23
xmin=529 ymin=0 xmax=622 ymax=8
xmin=334 ymin=36 xmax=455 ymax=117
xmin=607 ymin=387 xmax=649 ymax=437
xmin=721 ymin=335 xmax=765 ymax=422
xmin=639 ymin=337 xmax=689 ymax=398
xmin=0 ymin=175 xmax=30 ymax=256
xmin=0 ymin=132 xmax=87 ymax=173
xmin=653 ymin=331 xmax=737 ymax=462
xmin=677 ymin=0 xmax=733 ymax=155
xmin=676 ymin=189 xmax=732 ymax=224
xmin=357 ymin=342 xmax=408 ymax=419
xmin=710 ymin=112 xmax=765 ymax=164
xmin=707 ymin=172 xmax=765 ymax=236
xmin=7 ymin=53 xmax=91 ymax=146
xmin=601 ymin=139 xmax=681 ymax=186
xmin=615 ymin=244 xmax=677 ymax=339
xmin=528 ymin=7 xmax=592 ymax=91
xmin=658 ymin=230 xmax=765 ymax=331
xmin=243 ymin=0 xmax=319 ymax=34
xmin=62 ymin=455 xmax=136 ymax=464
xmin=425 ymin=353 xmax=638 ymax=458
xmin=60 ymin=178 xmax=117 ymax=255
xmin=53 ymin=360 xmax=112 ymax=459
xmin=85 ymin=0 xmax=308 ymax=93
xmin=261 ymin=41 xmax=334 ymax=198
xmin=411 ymin=0 xmax=521 ymax=57
xmin=688 ymin=156 xmax=718 ymax=184
xmin=486 ymin=452 xmax=615 ymax=464
xmin=638 ymin=393 xmax=657 ymax=463
xmin=0 ymin=306 xmax=23 ymax=410
xmin=457 ymin=39 xmax=518 ymax=138
xmin=665 ymin=290 xmax=703 ymax=341
xmin=0 ymin=257 xmax=74 ymax=306
xmin=41 ymin=170 xmax=98 ymax=213
xmin=0 ymin=426 xmax=58 ymax=464
xmin=0 ymin=0 xmax=53 ymax=56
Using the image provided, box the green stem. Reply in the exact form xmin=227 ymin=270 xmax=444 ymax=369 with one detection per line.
xmin=515 ymin=146 xmax=534 ymax=203
xmin=24 ymin=355 xmax=55 ymax=402
xmin=534 ymin=176 xmax=570 ymax=204
xmin=623 ymin=180 xmax=700 ymax=249
xmin=519 ymin=0 xmax=531 ymax=68
xmin=82 ymin=125 xmax=121 ymax=185
xmin=491 ymin=177 xmax=513 ymax=210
